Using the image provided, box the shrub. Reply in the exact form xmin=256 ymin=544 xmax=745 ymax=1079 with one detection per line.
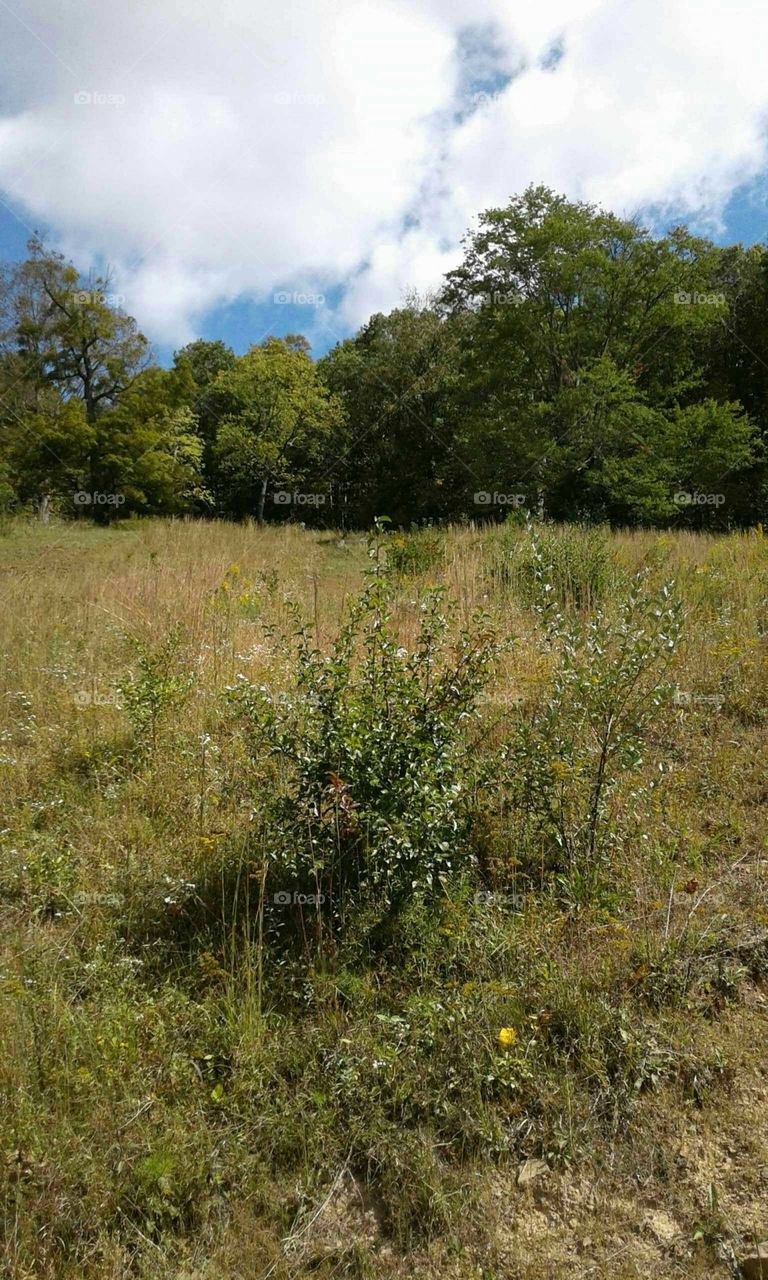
xmin=231 ymin=568 xmax=499 ymax=938
xmin=118 ymin=625 xmax=194 ymax=756
xmin=499 ymin=550 xmax=683 ymax=903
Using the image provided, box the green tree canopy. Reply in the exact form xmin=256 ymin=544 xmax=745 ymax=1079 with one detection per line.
xmin=2 ymin=237 xmax=148 ymax=422
xmin=209 ymin=337 xmax=346 ymax=520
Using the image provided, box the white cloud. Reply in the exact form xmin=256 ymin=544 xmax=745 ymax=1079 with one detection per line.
xmin=0 ymin=0 xmax=766 ymax=345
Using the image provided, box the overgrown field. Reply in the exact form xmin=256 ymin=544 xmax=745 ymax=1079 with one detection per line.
xmin=1 ymin=516 xmax=767 ymax=1279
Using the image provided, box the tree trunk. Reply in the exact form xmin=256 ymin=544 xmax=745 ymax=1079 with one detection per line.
xmin=256 ymin=476 xmax=268 ymax=523
xmin=37 ymin=494 xmax=50 ymax=524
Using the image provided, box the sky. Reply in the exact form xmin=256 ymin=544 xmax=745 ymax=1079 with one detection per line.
xmin=0 ymin=0 xmax=767 ymax=363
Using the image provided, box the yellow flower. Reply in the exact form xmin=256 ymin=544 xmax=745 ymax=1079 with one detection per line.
xmin=498 ymin=1027 xmax=517 ymax=1049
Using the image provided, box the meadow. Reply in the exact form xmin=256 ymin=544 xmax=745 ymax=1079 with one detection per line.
xmin=1 ymin=515 xmax=767 ymax=1279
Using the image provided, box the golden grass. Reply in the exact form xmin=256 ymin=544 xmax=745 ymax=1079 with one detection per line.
xmin=1 ymin=514 xmax=768 ymax=1279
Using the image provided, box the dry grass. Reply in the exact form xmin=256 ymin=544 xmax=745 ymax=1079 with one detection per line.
xmin=1 ymin=514 xmax=767 ymax=1279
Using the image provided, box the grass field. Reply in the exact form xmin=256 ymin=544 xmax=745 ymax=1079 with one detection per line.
xmin=1 ymin=515 xmax=767 ymax=1279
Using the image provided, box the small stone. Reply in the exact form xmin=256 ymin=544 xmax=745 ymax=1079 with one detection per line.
xmin=740 ymin=1244 xmax=768 ymax=1280
xmin=517 ymin=1158 xmax=550 ymax=1187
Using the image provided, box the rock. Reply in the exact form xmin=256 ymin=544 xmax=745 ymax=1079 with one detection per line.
xmin=517 ymin=1158 xmax=550 ymax=1187
xmin=740 ymin=1244 xmax=768 ymax=1279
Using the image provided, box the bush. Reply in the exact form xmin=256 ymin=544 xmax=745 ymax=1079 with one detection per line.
xmin=231 ymin=568 xmax=499 ymax=940
xmin=118 ymin=625 xmax=194 ymax=757
xmin=498 ymin=553 xmax=683 ymax=903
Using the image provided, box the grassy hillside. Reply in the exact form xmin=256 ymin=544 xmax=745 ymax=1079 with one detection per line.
xmin=1 ymin=516 xmax=767 ymax=1279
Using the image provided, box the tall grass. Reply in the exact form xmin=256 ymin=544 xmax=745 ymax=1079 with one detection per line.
xmin=1 ymin=514 xmax=767 ymax=1278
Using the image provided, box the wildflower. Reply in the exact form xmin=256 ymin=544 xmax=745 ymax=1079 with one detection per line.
xmin=498 ymin=1027 xmax=517 ymax=1049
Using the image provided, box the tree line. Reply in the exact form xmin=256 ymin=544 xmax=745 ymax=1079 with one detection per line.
xmin=1 ymin=186 xmax=766 ymax=528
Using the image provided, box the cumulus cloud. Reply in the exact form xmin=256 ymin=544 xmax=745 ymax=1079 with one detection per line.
xmin=0 ymin=0 xmax=766 ymax=345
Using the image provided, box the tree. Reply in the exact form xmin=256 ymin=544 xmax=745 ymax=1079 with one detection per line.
xmin=441 ymin=186 xmax=740 ymax=520
xmin=173 ymin=338 xmax=236 ymax=392
xmin=318 ymin=302 xmax=463 ymax=525
xmin=3 ymin=237 xmax=148 ymax=421
xmin=0 ymin=194 xmax=763 ymax=530
xmin=2 ymin=397 xmax=94 ymax=521
xmin=665 ymin=399 xmax=758 ymax=527
xmin=701 ymin=244 xmax=768 ymax=521
xmin=89 ymin=364 xmax=205 ymax=518
xmin=208 ymin=338 xmax=346 ymax=520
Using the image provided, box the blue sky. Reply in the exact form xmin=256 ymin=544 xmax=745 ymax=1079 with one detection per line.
xmin=1 ymin=1 xmax=767 ymax=364
xmin=2 ymin=184 xmax=765 ymax=366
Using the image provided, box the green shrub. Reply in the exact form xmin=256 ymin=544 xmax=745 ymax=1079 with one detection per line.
xmin=118 ymin=625 xmax=194 ymax=756
xmin=231 ymin=570 xmax=499 ymax=938
xmin=500 ymin=554 xmax=683 ymax=903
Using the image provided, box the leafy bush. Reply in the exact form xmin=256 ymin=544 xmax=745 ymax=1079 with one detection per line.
xmin=118 ymin=625 xmax=194 ymax=756
xmin=499 ymin=550 xmax=683 ymax=903
xmin=231 ymin=568 xmax=499 ymax=937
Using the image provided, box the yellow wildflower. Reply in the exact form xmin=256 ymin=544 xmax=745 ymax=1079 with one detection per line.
xmin=498 ymin=1027 xmax=517 ymax=1049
